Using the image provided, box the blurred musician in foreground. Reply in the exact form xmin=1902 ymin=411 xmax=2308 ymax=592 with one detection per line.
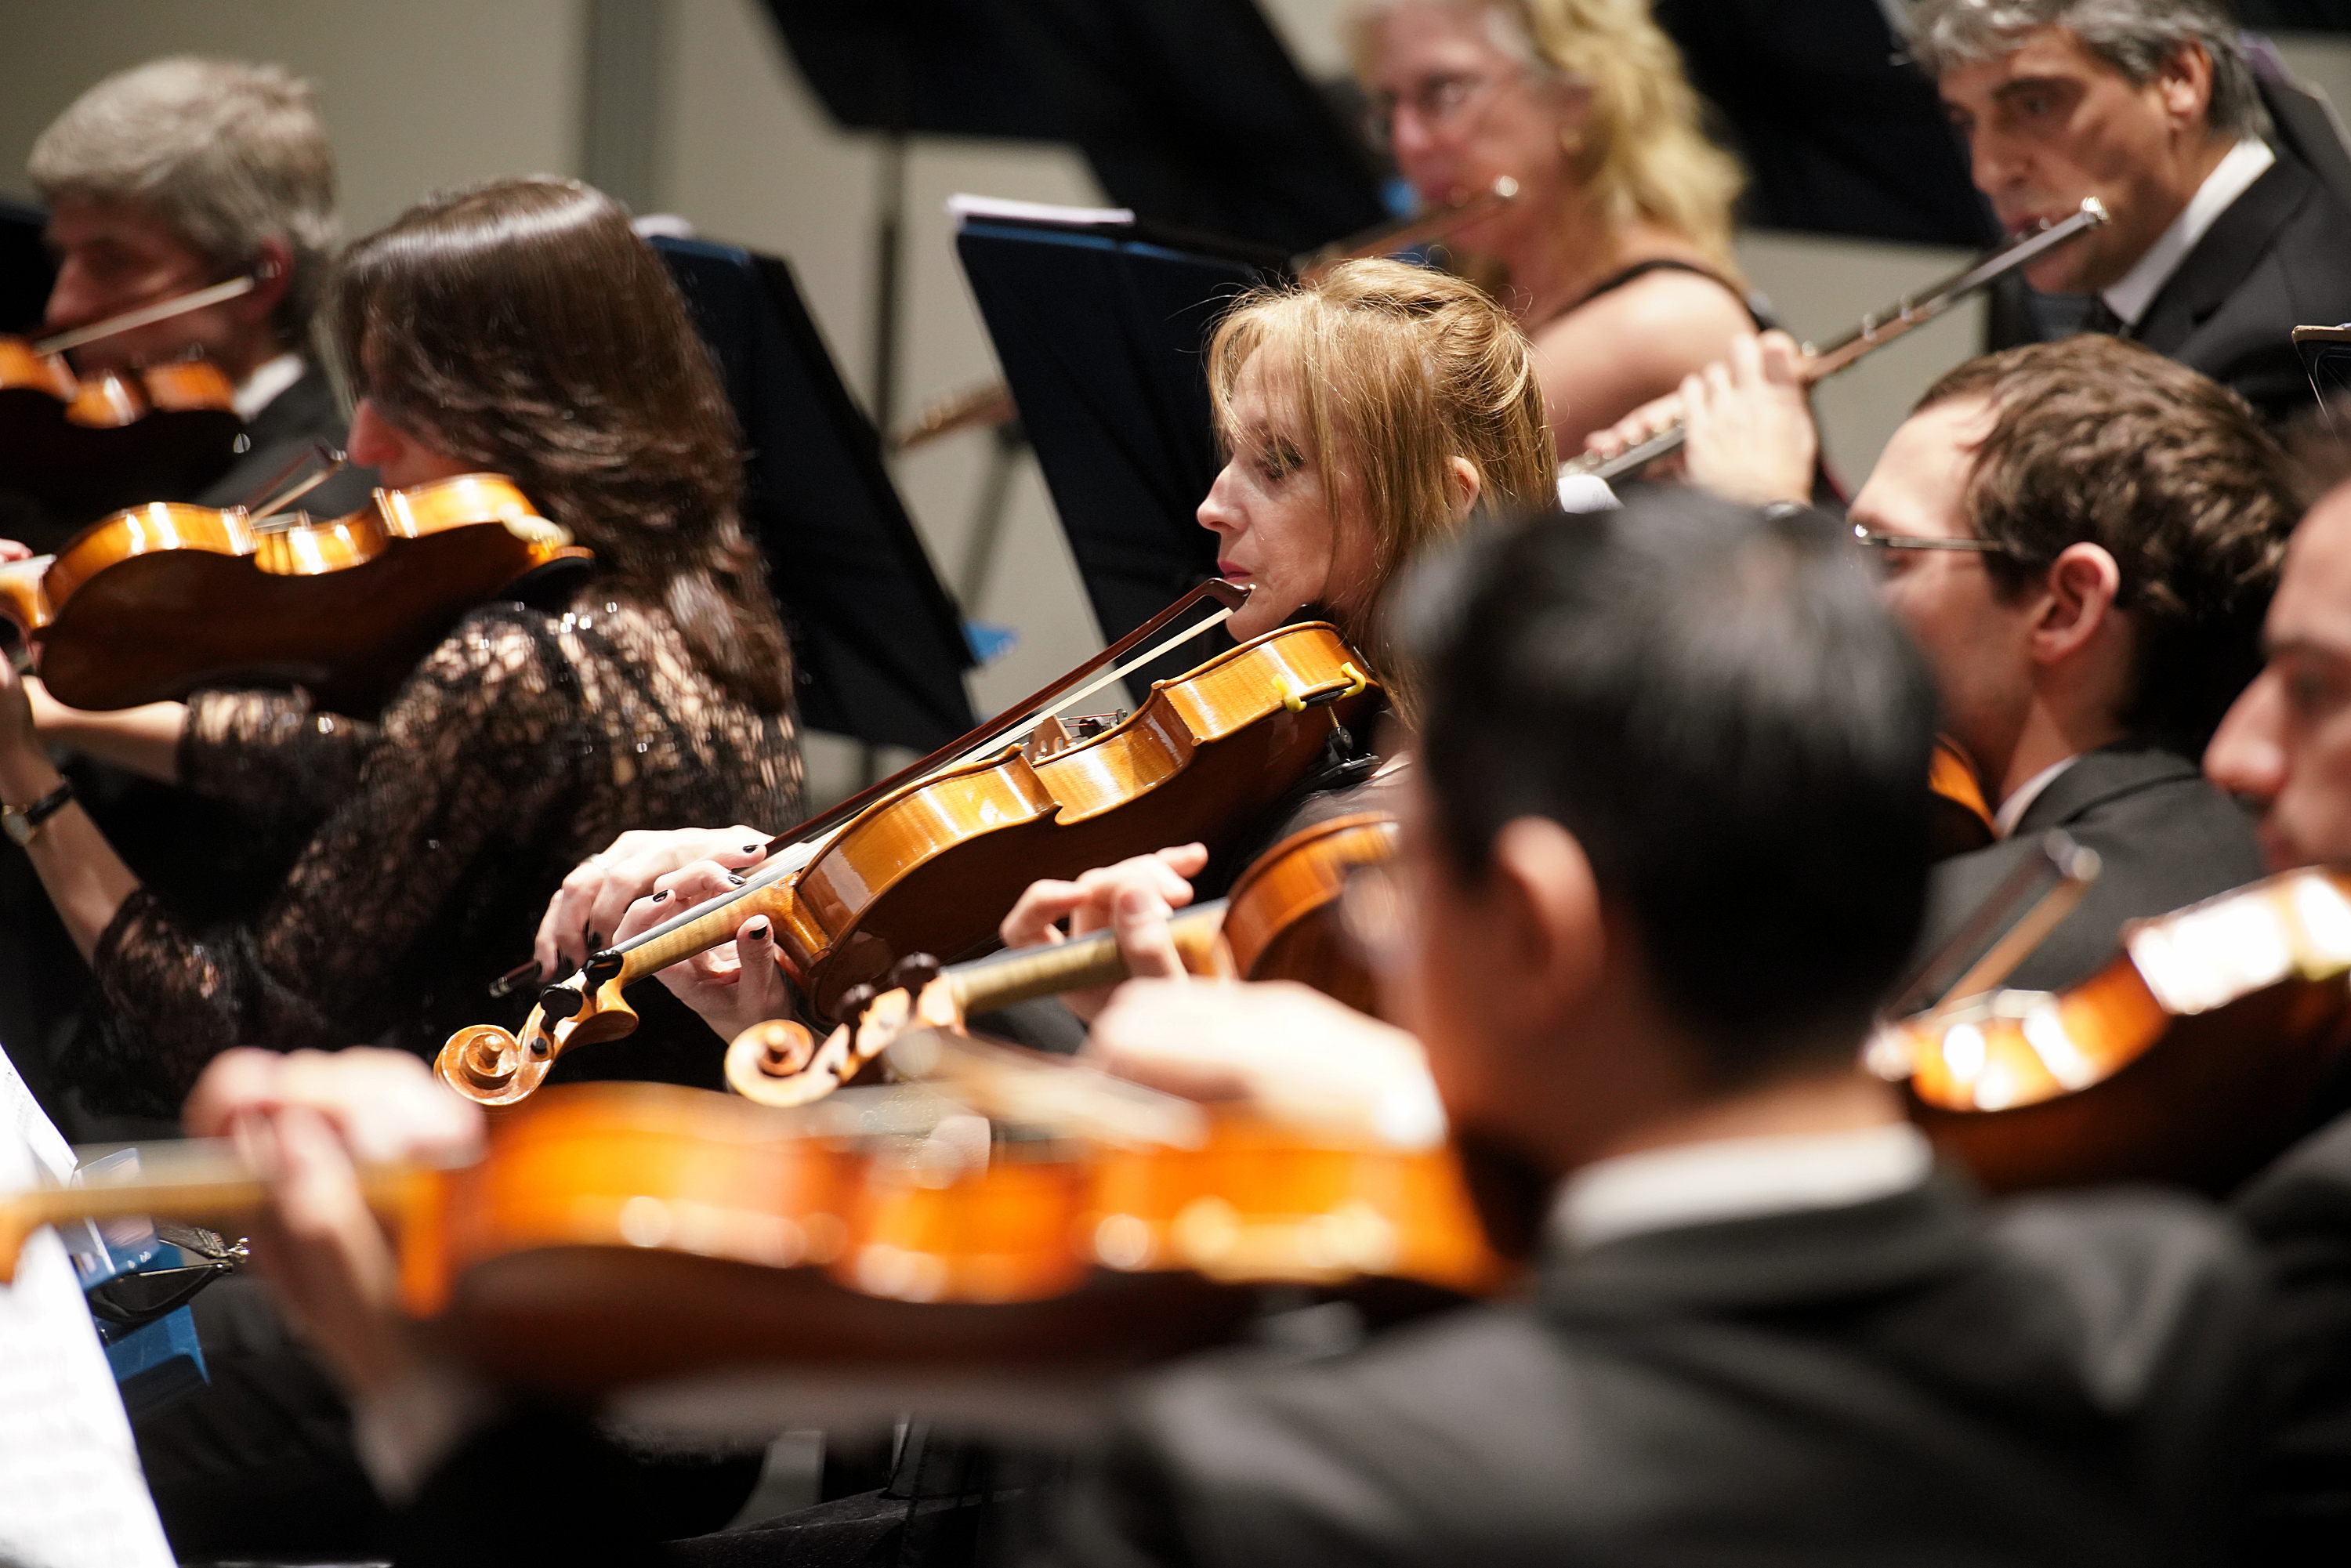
xmin=1349 ymin=0 xmax=1756 ymax=456
xmin=182 ymin=492 xmax=2269 ymax=1565
xmin=26 ymin=56 xmax=372 ymax=530
xmin=2199 ymin=444 xmax=2351 ymax=1555
xmin=567 ymin=259 xmax=1557 ymax=1034
xmin=1911 ymin=0 xmax=2351 ymax=425
xmin=1608 ymin=331 xmax=2293 ymax=994
xmin=10 ymin=177 xmax=802 ymax=1559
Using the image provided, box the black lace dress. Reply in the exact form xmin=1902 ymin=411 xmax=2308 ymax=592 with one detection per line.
xmin=61 ymin=588 xmax=802 ymax=1117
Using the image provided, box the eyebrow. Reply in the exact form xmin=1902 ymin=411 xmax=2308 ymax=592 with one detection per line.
xmin=1988 ymin=76 xmax=2076 ymax=107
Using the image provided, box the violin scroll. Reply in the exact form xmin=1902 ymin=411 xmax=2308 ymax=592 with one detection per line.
xmin=436 ymin=1023 xmax=553 ymax=1106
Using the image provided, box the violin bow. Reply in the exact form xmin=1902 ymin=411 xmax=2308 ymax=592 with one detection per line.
xmin=1883 ymin=831 xmax=2104 ymax=1020
xmin=31 ymin=269 xmax=276 ymax=359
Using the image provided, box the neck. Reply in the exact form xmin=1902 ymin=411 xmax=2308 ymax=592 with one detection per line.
xmin=1489 ymin=184 xmax=1628 ymax=324
xmin=1586 ymin=1059 xmax=1904 ymax=1168
xmin=1991 ymin=701 xmax=2124 ymax=806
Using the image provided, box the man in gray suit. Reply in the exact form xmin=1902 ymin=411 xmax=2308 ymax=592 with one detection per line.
xmin=1037 ymin=491 xmax=2265 ymax=1567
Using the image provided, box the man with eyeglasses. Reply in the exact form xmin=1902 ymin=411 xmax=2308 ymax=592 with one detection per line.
xmin=1657 ymin=329 xmax=2294 ymax=994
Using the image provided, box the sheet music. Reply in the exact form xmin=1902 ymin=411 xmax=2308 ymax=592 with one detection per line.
xmin=0 ymin=1047 xmax=172 ymax=1568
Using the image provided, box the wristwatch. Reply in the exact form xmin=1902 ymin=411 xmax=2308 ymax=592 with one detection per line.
xmin=2 ymin=780 xmax=74 ymax=847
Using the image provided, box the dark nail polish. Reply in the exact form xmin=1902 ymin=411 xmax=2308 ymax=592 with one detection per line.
xmin=727 ymin=872 xmax=747 ymax=886
xmin=742 ymin=843 xmax=763 ymax=854
xmin=745 ymin=920 xmax=770 ymax=940
xmin=650 ymin=889 xmax=670 ymax=904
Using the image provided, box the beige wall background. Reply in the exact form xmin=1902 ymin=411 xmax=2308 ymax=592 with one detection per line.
xmin=4 ymin=3 xmax=2346 ymax=793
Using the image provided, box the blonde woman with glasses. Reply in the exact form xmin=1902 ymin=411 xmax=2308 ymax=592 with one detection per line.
xmin=1353 ymin=0 xmax=1757 ymax=458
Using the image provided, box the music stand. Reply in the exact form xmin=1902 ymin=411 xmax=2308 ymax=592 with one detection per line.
xmin=654 ymin=236 xmax=975 ymax=753
xmin=955 ymin=202 xmax=1275 ymax=695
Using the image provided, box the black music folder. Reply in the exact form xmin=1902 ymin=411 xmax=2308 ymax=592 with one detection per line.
xmin=955 ymin=200 xmax=1277 ymax=680
xmin=654 ymin=236 xmax=975 ymax=752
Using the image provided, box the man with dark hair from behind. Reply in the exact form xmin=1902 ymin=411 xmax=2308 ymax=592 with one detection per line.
xmin=183 ymin=490 xmax=2270 ymax=1564
xmin=1610 ymin=329 xmax=2292 ymax=997
xmin=1034 ymin=491 xmax=2266 ymax=1566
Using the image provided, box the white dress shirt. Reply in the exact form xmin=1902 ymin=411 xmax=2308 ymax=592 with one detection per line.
xmin=1551 ymin=1121 xmax=1936 ymax=1251
xmin=1994 ymin=754 xmax=2081 ymax=838
xmin=2103 ymin=138 xmax=2277 ymax=329
xmin=230 ymin=351 xmax=306 ymax=421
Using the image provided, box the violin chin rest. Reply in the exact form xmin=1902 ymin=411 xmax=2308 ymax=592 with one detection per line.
xmin=437 ymin=1023 xmax=553 ymax=1106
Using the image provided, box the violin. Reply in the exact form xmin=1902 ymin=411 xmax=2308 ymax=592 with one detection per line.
xmin=0 ymin=473 xmax=592 ymax=714
xmin=0 ymin=1070 xmax=1502 ymax=1400
xmin=1929 ymin=736 xmax=1998 ymax=858
xmin=439 ymin=589 xmax=1382 ymax=1106
xmin=723 ymin=809 xmax=1402 ymax=1109
xmin=0 ymin=275 xmax=261 ymax=521
xmin=1871 ymin=866 xmax=2351 ymax=1192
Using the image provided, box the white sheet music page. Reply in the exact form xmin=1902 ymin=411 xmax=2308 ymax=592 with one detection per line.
xmin=0 ymin=1046 xmax=172 ymax=1568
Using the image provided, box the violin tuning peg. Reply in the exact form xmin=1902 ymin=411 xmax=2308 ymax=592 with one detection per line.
xmin=888 ymin=953 xmax=942 ymax=992
xmin=837 ymin=982 xmax=880 ymax=1022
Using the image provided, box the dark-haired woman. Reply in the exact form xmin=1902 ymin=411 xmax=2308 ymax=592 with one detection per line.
xmin=0 ymin=176 xmax=802 ymax=1121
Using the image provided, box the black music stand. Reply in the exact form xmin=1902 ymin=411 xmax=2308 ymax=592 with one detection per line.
xmin=654 ymin=236 xmax=975 ymax=753
xmin=956 ymin=205 xmax=1274 ymax=692
xmin=0 ymin=202 xmax=53 ymax=335
xmin=758 ymin=0 xmax=1386 ymax=257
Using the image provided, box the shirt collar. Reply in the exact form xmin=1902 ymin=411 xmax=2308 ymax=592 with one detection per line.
xmin=232 ymin=352 xmax=306 ymax=421
xmin=1550 ymin=1121 xmax=1934 ymax=1252
xmin=2102 ymin=138 xmax=2276 ymax=328
xmin=1993 ymin=754 xmax=2081 ymax=838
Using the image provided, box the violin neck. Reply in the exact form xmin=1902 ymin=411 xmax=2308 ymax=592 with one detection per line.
xmin=619 ymin=881 xmax=795 ymax=983
xmin=945 ymin=900 xmax=1229 ymax=1016
xmin=0 ymin=1148 xmax=420 ymax=1283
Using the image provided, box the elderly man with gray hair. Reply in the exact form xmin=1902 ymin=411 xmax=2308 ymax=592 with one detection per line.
xmin=1911 ymin=0 xmax=2351 ymax=424
xmin=26 ymin=56 xmax=372 ymax=534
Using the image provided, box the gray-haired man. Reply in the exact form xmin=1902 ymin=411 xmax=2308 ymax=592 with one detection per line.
xmin=1911 ymin=0 xmax=2351 ymax=423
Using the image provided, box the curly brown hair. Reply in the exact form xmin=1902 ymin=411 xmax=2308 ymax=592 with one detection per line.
xmin=325 ymin=176 xmax=793 ymax=712
xmin=1917 ymin=334 xmax=2298 ymax=748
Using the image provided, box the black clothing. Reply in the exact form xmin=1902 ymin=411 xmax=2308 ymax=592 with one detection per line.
xmin=1557 ymin=256 xmax=1770 ymax=331
xmin=1918 ymin=741 xmax=2266 ymax=997
xmin=2236 ymin=1110 xmax=2351 ymax=1557
xmin=193 ymin=359 xmax=379 ymax=517
xmin=1041 ymin=1174 xmax=2264 ymax=1567
xmin=61 ymin=592 xmax=801 ymax=1117
xmin=2114 ymin=154 xmax=2351 ymax=426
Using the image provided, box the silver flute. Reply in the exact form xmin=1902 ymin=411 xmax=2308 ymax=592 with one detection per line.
xmin=1563 ymin=196 xmax=2110 ymax=483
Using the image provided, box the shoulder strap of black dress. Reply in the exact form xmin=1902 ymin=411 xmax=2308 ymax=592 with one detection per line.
xmin=1544 ymin=258 xmax=1770 ymax=332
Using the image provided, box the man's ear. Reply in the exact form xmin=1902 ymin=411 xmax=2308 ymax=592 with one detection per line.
xmin=1485 ymin=815 xmax=1604 ymax=1024
xmin=2156 ymin=40 xmax=2215 ymax=132
xmin=238 ymin=236 xmax=295 ymax=333
xmin=2029 ymin=541 xmax=2123 ymax=667
xmin=1447 ymin=456 xmax=1483 ymax=523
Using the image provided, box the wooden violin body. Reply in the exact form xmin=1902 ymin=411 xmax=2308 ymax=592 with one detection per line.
xmin=0 ymin=473 xmax=592 ymax=712
xmin=0 ymin=342 xmax=242 ymax=520
xmin=2 ymin=1078 xmax=1502 ymax=1402
xmin=442 ymin=621 xmax=1380 ymax=1104
xmin=726 ymin=808 xmax=1404 ymax=1108
xmin=1929 ymin=736 xmax=1997 ymax=859
xmin=1874 ymin=866 xmax=2351 ymax=1192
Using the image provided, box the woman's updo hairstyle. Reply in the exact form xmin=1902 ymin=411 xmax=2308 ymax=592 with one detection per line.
xmin=1205 ymin=258 xmax=1554 ymax=705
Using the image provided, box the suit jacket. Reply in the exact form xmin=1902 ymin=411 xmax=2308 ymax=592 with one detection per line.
xmin=2233 ymin=1111 xmax=2351 ymax=1558
xmin=193 ymin=360 xmax=378 ymax=516
xmin=1043 ymin=1173 xmax=2263 ymax=1567
xmin=1918 ymin=741 xmax=2266 ymax=998
xmin=2127 ymin=153 xmax=2351 ymax=426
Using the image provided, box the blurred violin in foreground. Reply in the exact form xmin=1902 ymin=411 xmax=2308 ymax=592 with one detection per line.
xmin=1875 ymin=864 xmax=2351 ymax=1193
xmin=2 ymin=1059 xmax=1502 ymax=1403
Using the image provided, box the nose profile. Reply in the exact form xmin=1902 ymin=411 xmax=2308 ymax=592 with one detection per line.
xmin=2205 ymin=672 xmax=2286 ymax=810
xmin=1197 ymin=461 xmax=1243 ymax=537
